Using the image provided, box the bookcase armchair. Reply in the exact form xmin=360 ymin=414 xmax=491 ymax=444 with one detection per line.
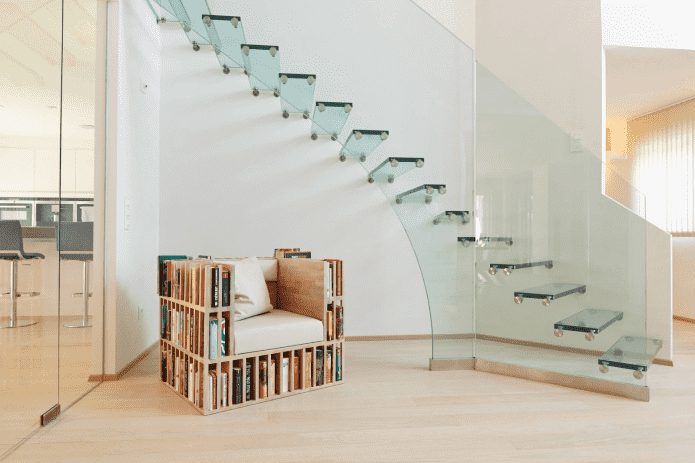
xmin=158 ymin=254 xmax=343 ymax=415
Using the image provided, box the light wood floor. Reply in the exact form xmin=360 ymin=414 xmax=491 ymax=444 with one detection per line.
xmin=3 ymin=321 xmax=694 ymax=463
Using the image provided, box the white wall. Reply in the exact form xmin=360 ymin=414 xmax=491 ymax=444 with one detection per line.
xmin=476 ymin=0 xmax=604 ymax=157
xmin=157 ymin=0 xmax=474 ymax=338
xmin=109 ymin=0 xmax=161 ymax=373
xmin=673 ymin=238 xmax=695 ymax=321
xmin=411 ymin=0 xmax=475 ymax=50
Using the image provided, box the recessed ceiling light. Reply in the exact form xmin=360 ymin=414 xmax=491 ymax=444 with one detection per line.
xmin=80 ymin=124 xmax=95 ymax=129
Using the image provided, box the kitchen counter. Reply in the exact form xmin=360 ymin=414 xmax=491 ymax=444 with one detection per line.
xmin=22 ymin=227 xmax=56 ymax=240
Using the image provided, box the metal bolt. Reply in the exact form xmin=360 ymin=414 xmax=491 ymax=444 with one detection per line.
xmin=303 ymin=111 xmax=309 ymax=119
xmin=344 ymin=104 xmax=352 ymax=113
xmin=281 ymin=75 xmax=288 ymax=84
xmin=514 ymin=296 xmax=523 ymax=304
xmin=252 ymin=88 xmax=259 ymax=97
xmin=192 ymin=41 xmax=200 ymax=51
xmin=633 ymin=370 xmax=644 ymax=380
xmin=331 ymin=133 xmax=338 ymax=141
xmin=439 ymin=186 xmax=447 ymax=195
xmin=390 ymin=159 xmax=399 ymax=168
xmin=433 ymin=218 xmax=441 ymax=225
xmin=426 ymin=186 xmax=435 ymax=195
xmin=387 ymin=175 xmax=395 ymax=184
xmin=542 ymin=298 xmax=551 ymax=306
xmin=203 ymin=15 xmax=211 ymax=25
xmin=368 ymin=177 xmax=374 ymax=184
xmin=585 ymin=332 xmax=595 ymax=341
xmin=318 ymin=103 xmax=326 ymax=112
xmin=307 ymin=76 xmax=315 ymax=85
xmin=269 ymin=47 xmax=277 ymax=57
xmin=339 ymin=154 xmax=346 ymax=162
xmin=359 ymin=154 xmax=366 ymax=162
xmin=462 ymin=240 xmax=470 ymax=247
xmin=242 ymin=46 xmax=250 ymax=56
xmin=311 ymin=133 xmax=318 ymax=140
xmin=282 ymin=110 xmax=289 ymax=119
xmin=554 ymin=329 xmax=563 ymax=337
xmin=354 ymin=131 xmax=363 ymax=140
xmin=395 ymin=198 xmax=402 ymax=205
xmin=381 ymin=132 xmax=388 ymax=140
xmin=599 ymin=365 xmax=609 ymax=374
xmin=231 ymin=17 xmax=239 ymax=28
xmin=273 ymin=89 xmax=279 ymax=97
xmin=416 ymin=159 xmax=424 ymax=168
xmin=223 ymin=65 xmax=230 ymax=74
xmin=425 ymin=195 xmax=432 ymax=204
xmin=489 ymin=267 xmax=496 ymax=276
xmin=503 ymin=268 xmax=512 ymax=276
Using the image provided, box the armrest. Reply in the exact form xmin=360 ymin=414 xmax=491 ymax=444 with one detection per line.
xmin=277 ymin=258 xmax=327 ymax=323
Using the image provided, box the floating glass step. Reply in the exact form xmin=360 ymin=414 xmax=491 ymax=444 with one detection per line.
xmin=434 ymin=211 xmax=470 ymax=225
xmin=598 ymin=336 xmax=663 ymax=379
xmin=458 ymin=237 xmax=512 ymax=247
xmin=513 ymin=283 xmax=586 ymax=306
xmin=554 ymin=308 xmax=623 ymax=341
xmin=339 ymin=129 xmax=389 ymax=162
xmin=395 ymin=184 xmax=446 ymax=205
xmin=279 ymin=74 xmax=317 ymax=118
xmin=368 ymin=157 xmax=424 ymax=184
xmin=241 ymin=44 xmax=281 ymax=95
xmin=311 ymin=102 xmax=352 ymax=140
xmin=168 ymin=0 xmax=211 ymax=49
xmin=202 ymin=15 xmax=246 ymax=72
xmin=147 ymin=0 xmax=178 ymax=23
xmin=489 ymin=260 xmax=553 ymax=275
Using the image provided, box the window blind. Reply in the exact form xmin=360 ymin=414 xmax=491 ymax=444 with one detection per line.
xmin=632 ymin=117 xmax=694 ymax=232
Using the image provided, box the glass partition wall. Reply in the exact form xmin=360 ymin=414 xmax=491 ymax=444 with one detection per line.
xmin=475 ymin=64 xmax=651 ymax=390
xmin=1 ymin=0 xmax=105 ymax=453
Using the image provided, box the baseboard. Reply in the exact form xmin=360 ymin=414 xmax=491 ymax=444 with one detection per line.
xmin=474 ymin=359 xmax=650 ymax=402
xmin=346 ymin=334 xmax=473 ymax=341
xmin=675 ymin=315 xmax=695 ymax=324
xmin=89 ymin=340 xmax=159 ymax=382
xmin=429 ymin=358 xmax=476 ymax=371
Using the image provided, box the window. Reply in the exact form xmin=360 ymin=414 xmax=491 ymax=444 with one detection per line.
xmin=632 ymin=117 xmax=694 ymax=232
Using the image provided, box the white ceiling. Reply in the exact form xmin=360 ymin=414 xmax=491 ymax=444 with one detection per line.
xmin=606 ymin=46 xmax=695 ymax=120
xmin=0 ymin=0 xmax=96 ymax=147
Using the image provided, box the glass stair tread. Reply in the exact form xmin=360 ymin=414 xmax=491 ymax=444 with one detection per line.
xmin=151 ymin=0 xmax=179 ymax=21
xmin=203 ymin=15 xmax=246 ymax=70
xmin=554 ymin=308 xmax=623 ymax=334
xmin=340 ymin=129 xmax=389 ymax=162
xmin=241 ymin=44 xmax=281 ymax=93
xmin=168 ymin=0 xmax=211 ymax=45
xmin=279 ymin=73 xmax=317 ymax=116
xmin=433 ymin=211 xmax=469 ymax=225
xmin=598 ymin=336 xmax=663 ymax=372
xmin=368 ymin=157 xmax=424 ymax=183
xmin=490 ymin=260 xmax=552 ymax=273
xmin=514 ymin=283 xmax=586 ymax=300
xmin=458 ymin=237 xmax=512 ymax=247
xmin=395 ymin=184 xmax=446 ymax=204
xmin=311 ymin=102 xmax=352 ymax=139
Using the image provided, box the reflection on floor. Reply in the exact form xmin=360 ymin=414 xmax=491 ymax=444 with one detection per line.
xmin=3 ymin=322 xmax=693 ymax=462
xmin=0 ymin=316 xmax=98 ymax=449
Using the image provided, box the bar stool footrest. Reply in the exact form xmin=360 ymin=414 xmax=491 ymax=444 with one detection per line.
xmin=72 ymin=292 xmax=93 ymax=298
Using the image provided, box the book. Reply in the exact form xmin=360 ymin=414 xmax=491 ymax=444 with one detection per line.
xmin=337 ymin=260 xmax=342 ymax=296
xmin=175 ymin=356 xmax=179 ymax=391
xmin=161 ymin=352 xmax=167 ymax=383
xmin=293 ymin=356 xmax=300 ymax=390
xmin=245 ymin=360 xmax=253 ymax=401
xmin=282 ymin=356 xmax=289 ymax=393
xmin=161 ymin=304 xmax=167 ymax=339
xmin=259 ymin=361 xmax=268 ymax=399
xmin=270 ymin=358 xmax=276 ymax=396
xmin=209 ymin=317 xmax=218 ymax=360
xmin=184 ymin=358 xmax=189 ymax=397
xmin=305 ymin=350 xmax=312 ymax=388
xmin=337 ymin=306 xmax=344 ymax=339
xmin=274 ymin=248 xmax=300 ymax=259
xmin=316 ymin=348 xmax=324 ymax=386
xmin=188 ymin=362 xmax=194 ymax=402
xmin=282 ymin=251 xmax=311 ymax=259
xmin=326 ymin=346 xmax=333 ymax=383
xmin=220 ymin=317 xmax=226 ymax=357
xmin=233 ymin=367 xmax=242 ymax=404
xmin=212 ymin=267 xmax=219 ymax=308
xmin=336 ymin=346 xmax=342 ymax=381
xmin=327 ymin=308 xmax=333 ymax=341
xmin=190 ymin=314 xmax=194 ymax=352
xmin=185 ymin=312 xmax=189 ymax=350
xmin=208 ymin=370 xmax=217 ymax=410
xmin=168 ymin=353 xmax=173 ymax=387
xmin=221 ymin=372 xmax=228 ymax=407
xmin=194 ymin=370 xmax=199 ymax=406
xmin=222 ymin=269 xmax=230 ymax=307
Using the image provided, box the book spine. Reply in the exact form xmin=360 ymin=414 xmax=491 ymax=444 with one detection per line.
xmin=194 ymin=370 xmax=199 ymax=407
xmin=222 ymin=270 xmax=230 ymax=307
xmin=222 ymin=372 xmax=228 ymax=407
xmin=233 ymin=367 xmax=242 ymax=404
xmin=161 ymin=304 xmax=167 ymax=339
xmin=336 ymin=346 xmax=342 ymax=381
xmin=208 ymin=375 xmax=212 ymax=410
xmin=184 ymin=358 xmax=189 ymax=397
xmin=259 ymin=361 xmax=268 ymax=399
xmin=282 ymin=357 xmax=289 ymax=393
xmin=337 ymin=306 xmax=344 ymax=339
xmin=305 ymin=351 xmax=312 ymax=388
xmin=212 ymin=267 xmax=219 ymax=308
xmin=316 ymin=348 xmax=324 ymax=386
xmin=220 ymin=318 xmax=226 ymax=357
xmin=293 ymin=356 xmax=300 ymax=390
xmin=190 ymin=315 xmax=194 ymax=352
xmin=337 ymin=260 xmax=342 ymax=296
xmin=212 ymin=371 xmax=218 ymax=410
xmin=270 ymin=358 xmax=276 ymax=396
xmin=209 ymin=318 xmax=218 ymax=360
xmin=282 ymin=251 xmax=311 ymax=259
xmin=327 ymin=347 xmax=332 ymax=383
xmin=161 ymin=352 xmax=167 ymax=382
xmin=188 ymin=363 xmax=194 ymax=402
xmin=327 ymin=309 xmax=333 ymax=341
xmin=245 ymin=360 xmax=252 ymax=401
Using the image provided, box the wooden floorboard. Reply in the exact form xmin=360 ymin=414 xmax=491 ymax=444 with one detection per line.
xmin=2 ymin=321 xmax=694 ymax=462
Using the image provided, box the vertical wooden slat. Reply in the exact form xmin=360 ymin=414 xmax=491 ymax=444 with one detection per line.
xmin=288 ymin=350 xmax=294 ymax=392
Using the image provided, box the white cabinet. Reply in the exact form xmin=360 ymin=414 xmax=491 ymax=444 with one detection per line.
xmin=75 ymin=150 xmax=95 ymax=192
xmin=60 ymin=149 xmax=77 ymax=193
xmin=34 ymin=150 xmax=61 ymax=192
xmin=1 ymin=149 xmax=94 ymax=196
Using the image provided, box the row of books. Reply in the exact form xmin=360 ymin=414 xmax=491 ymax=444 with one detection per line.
xmin=161 ymin=351 xmax=206 ymax=407
xmin=160 ymin=258 xmax=232 ymax=309
xmin=161 ymin=303 xmax=229 ymax=359
xmin=326 ymin=305 xmax=344 ymax=341
xmin=204 ymin=346 xmax=344 ymax=411
xmin=324 ymin=259 xmax=343 ymax=298
xmin=274 ymin=248 xmax=312 ymax=259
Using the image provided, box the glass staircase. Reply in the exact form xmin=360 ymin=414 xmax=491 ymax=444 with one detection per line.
xmin=145 ymin=0 xmax=661 ymax=398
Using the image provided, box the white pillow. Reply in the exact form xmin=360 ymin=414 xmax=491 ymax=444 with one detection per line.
xmin=228 ymin=257 xmax=273 ymax=322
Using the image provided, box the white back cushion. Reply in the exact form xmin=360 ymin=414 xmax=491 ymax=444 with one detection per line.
xmin=224 ymin=257 xmax=273 ymax=321
xmin=215 ymin=257 xmax=277 ymax=281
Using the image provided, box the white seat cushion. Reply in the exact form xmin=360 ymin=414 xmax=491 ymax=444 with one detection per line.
xmin=234 ymin=310 xmax=324 ymax=355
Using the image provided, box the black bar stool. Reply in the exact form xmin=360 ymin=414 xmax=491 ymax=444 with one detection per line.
xmin=0 ymin=220 xmax=44 ymax=328
xmin=55 ymin=222 xmax=93 ymax=328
